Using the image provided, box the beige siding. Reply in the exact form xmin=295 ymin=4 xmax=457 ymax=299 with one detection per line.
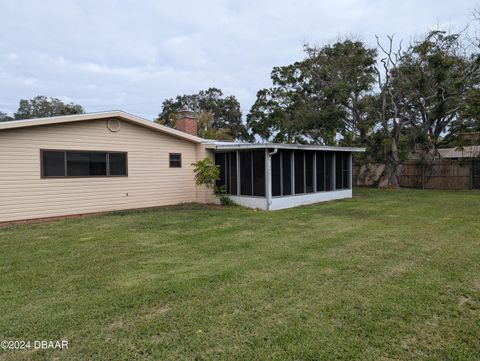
xmin=0 ymin=118 xmax=213 ymax=222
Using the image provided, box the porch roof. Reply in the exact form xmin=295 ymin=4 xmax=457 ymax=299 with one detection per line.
xmin=205 ymin=141 xmax=365 ymax=153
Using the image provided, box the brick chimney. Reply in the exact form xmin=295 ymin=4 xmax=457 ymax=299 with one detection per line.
xmin=175 ymin=111 xmax=197 ymax=136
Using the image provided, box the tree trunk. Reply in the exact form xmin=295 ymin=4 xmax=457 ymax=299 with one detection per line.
xmin=378 ymin=138 xmax=402 ymax=188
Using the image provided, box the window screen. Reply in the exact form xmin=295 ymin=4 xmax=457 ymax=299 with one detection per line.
xmin=240 ymin=151 xmax=252 ymax=195
xmin=215 ymin=153 xmax=226 ymax=189
xmin=229 ymin=152 xmax=238 ymax=195
xmin=271 ymin=151 xmax=281 ymax=197
xmin=214 ymin=152 xmax=238 ymax=195
xmin=294 ymin=150 xmax=305 ymax=194
xmin=335 ymin=152 xmax=344 ymax=189
xmin=252 ymin=149 xmax=265 ymax=196
xmin=316 ymin=151 xmax=325 ymax=192
xmin=42 ymin=151 xmax=65 ymax=177
xmin=169 ymin=153 xmax=182 ymax=168
xmin=109 ymin=153 xmax=127 ymax=176
xmin=282 ymin=150 xmax=292 ymax=195
xmin=225 ymin=152 xmax=231 ymax=194
xmin=67 ymin=152 xmax=107 ymax=176
xmin=305 ymin=151 xmax=314 ymax=193
xmin=342 ymin=152 xmax=350 ymax=189
xmin=325 ymin=152 xmax=333 ymax=191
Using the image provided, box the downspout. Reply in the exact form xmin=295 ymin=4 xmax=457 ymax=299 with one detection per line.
xmin=266 ymin=148 xmax=278 ymax=210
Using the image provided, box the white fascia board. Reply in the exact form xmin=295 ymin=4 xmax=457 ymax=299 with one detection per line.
xmin=0 ymin=110 xmax=204 ymax=143
xmin=212 ymin=142 xmax=365 ymax=152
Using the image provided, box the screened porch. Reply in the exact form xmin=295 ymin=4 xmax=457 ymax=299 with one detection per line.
xmin=213 ymin=144 xmax=363 ymax=210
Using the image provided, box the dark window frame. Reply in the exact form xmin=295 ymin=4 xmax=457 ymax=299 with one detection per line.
xmin=40 ymin=149 xmax=128 ymax=178
xmin=169 ymin=153 xmax=182 ymax=168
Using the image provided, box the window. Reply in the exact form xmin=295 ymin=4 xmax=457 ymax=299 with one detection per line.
xmin=335 ymin=152 xmax=343 ymax=190
xmin=229 ymin=152 xmax=238 ymax=196
xmin=294 ymin=150 xmax=305 ymax=194
xmin=282 ymin=150 xmax=292 ymax=195
xmin=334 ymin=152 xmax=351 ymax=190
xmin=305 ymin=151 xmax=314 ymax=193
xmin=252 ymin=149 xmax=266 ymax=196
xmin=271 ymin=151 xmax=281 ymax=197
xmin=239 ymin=151 xmax=252 ymax=195
xmin=215 ymin=152 xmax=238 ymax=195
xmin=215 ymin=153 xmax=226 ymax=189
xmin=325 ymin=152 xmax=334 ymax=191
xmin=41 ymin=150 xmax=127 ymax=178
xmin=270 ymin=149 xmax=295 ymax=197
xmin=42 ymin=151 xmax=65 ymax=177
xmin=316 ymin=151 xmax=325 ymax=192
xmin=169 ymin=153 xmax=182 ymax=168
xmin=67 ymin=151 xmax=107 ymax=176
xmin=109 ymin=153 xmax=127 ymax=176
xmin=230 ymin=150 xmax=266 ymax=197
xmin=334 ymin=152 xmax=351 ymax=189
xmin=342 ymin=153 xmax=350 ymax=189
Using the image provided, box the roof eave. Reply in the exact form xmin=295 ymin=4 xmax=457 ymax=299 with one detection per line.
xmin=0 ymin=111 xmax=204 ymax=144
xmin=210 ymin=142 xmax=365 ymax=152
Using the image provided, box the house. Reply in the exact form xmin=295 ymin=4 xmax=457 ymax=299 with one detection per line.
xmin=0 ymin=111 xmax=364 ymax=222
xmin=437 ymin=146 xmax=480 ymax=160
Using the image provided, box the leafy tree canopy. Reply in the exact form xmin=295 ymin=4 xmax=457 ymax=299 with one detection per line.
xmin=0 ymin=111 xmax=14 ymax=122
xmin=247 ymin=40 xmax=378 ymax=145
xmin=14 ymin=95 xmax=84 ymax=120
xmin=156 ymin=88 xmax=250 ymax=141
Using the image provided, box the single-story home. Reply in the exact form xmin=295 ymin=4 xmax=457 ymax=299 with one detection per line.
xmin=437 ymin=146 xmax=479 ymax=160
xmin=0 ymin=111 xmax=364 ymax=222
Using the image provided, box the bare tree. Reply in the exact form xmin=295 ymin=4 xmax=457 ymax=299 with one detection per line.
xmin=374 ymin=35 xmax=413 ymax=187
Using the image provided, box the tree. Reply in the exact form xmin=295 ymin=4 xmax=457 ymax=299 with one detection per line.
xmin=303 ymin=40 xmax=378 ymax=145
xmin=156 ymin=88 xmax=250 ymax=141
xmin=247 ymin=40 xmax=378 ymax=145
xmin=0 ymin=111 xmax=13 ymax=122
xmin=191 ymin=157 xmax=220 ymax=190
xmin=397 ymin=31 xmax=479 ymax=146
xmin=374 ymin=35 xmax=412 ymax=187
xmin=14 ymin=96 xmax=84 ymax=120
xmin=248 ymin=64 xmax=312 ymax=143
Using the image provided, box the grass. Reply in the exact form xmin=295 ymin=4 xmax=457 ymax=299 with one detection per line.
xmin=0 ymin=188 xmax=479 ymax=360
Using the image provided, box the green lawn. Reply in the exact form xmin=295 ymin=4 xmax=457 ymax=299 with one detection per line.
xmin=0 ymin=189 xmax=479 ymax=360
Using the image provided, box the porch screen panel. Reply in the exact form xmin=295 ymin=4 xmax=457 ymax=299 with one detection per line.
xmin=271 ymin=152 xmax=281 ymax=197
xmin=294 ymin=150 xmax=305 ymax=194
xmin=225 ymin=152 xmax=231 ymax=194
xmin=215 ymin=153 xmax=226 ymax=189
xmin=325 ymin=152 xmax=334 ymax=191
xmin=240 ymin=151 xmax=253 ymax=195
xmin=229 ymin=152 xmax=238 ymax=195
xmin=316 ymin=151 xmax=325 ymax=191
xmin=281 ymin=150 xmax=292 ymax=195
xmin=342 ymin=152 xmax=350 ymax=189
xmin=305 ymin=151 xmax=314 ymax=193
xmin=252 ymin=149 xmax=266 ymax=196
xmin=335 ymin=152 xmax=343 ymax=189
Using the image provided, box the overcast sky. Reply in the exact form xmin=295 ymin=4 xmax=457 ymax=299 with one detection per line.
xmin=0 ymin=0 xmax=477 ymax=120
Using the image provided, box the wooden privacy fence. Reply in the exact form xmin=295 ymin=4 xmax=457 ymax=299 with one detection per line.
xmin=354 ymin=159 xmax=480 ymax=190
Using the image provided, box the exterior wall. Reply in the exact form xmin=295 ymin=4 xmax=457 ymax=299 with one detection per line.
xmin=269 ymin=189 xmax=352 ymax=210
xmin=195 ymin=144 xmax=216 ymax=204
xmin=0 ymin=118 xmax=213 ymax=222
xmin=228 ymin=190 xmax=352 ymax=211
xmin=229 ymin=196 xmax=268 ymax=210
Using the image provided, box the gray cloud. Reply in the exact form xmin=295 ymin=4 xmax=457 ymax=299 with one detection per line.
xmin=0 ymin=0 xmax=475 ymax=119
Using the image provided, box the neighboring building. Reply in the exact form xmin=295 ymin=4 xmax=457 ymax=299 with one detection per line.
xmin=0 ymin=111 xmax=364 ymax=222
xmin=437 ymin=146 xmax=480 ymax=160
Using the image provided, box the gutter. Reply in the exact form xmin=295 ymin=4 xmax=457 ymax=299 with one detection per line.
xmin=266 ymin=148 xmax=278 ymax=210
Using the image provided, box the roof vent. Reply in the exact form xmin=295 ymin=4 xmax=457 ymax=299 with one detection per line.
xmin=107 ymin=118 xmax=121 ymax=132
